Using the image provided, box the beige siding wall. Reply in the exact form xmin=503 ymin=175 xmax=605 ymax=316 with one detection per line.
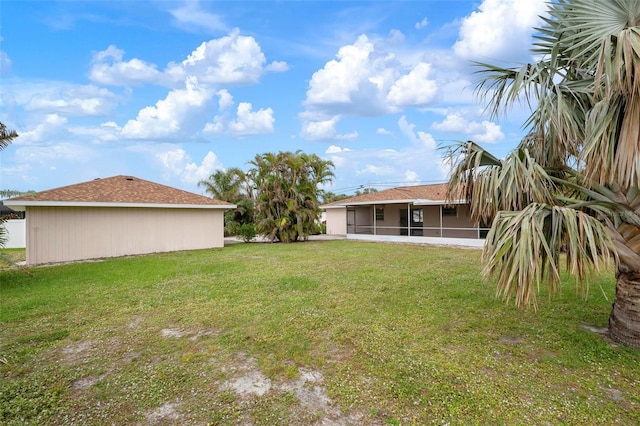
xmin=325 ymin=208 xmax=347 ymax=236
xmin=26 ymin=206 xmax=224 ymax=265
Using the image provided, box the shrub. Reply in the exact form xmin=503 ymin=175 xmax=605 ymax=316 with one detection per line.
xmin=237 ymin=224 xmax=256 ymax=243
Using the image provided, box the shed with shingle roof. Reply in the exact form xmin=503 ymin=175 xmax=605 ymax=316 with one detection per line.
xmin=4 ymin=175 xmax=235 ymax=265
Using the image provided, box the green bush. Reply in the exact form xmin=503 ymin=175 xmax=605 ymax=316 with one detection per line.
xmin=224 ymin=221 xmax=240 ymax=237
xmin=308 ymin=222 xmax=326 ymax=235
xmin=237 ymin=224 xmax=256 ymax=242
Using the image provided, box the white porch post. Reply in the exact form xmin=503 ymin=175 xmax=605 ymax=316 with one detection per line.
xmin=439 ymin=205 xmax=443 ymax=237
xmin=346 ymin=210 xmax=349 ymax=234
xmin=407 ymin=204 xmax=411 ymax=236
xmin=373 ymin=204 xmax=377 ymax=235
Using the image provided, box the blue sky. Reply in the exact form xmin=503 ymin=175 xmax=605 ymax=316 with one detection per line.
xmin=0 ymin=0 xmax=548 ymax=195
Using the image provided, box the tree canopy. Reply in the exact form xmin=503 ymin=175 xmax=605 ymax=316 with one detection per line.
xmin=250 ymin=151 xmax=334 ymax=243
xmin=0 ymin=122 xmax=18 ymax=152
xmin=0 ymin=122 xmax=19 ymax=255
xmin=446 ymin=0 xmax=640 ymax=347
xmin=198 ymin=167 xmax=246 ymax=204
xmin=198 ymin=167 xmax=253 ymax=236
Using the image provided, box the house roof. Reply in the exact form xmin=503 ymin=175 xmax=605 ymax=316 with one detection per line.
xmin=4 ymin=175 xmax=235 ymax=210
xmin=323 ymin=183 xmax=464 ymax=208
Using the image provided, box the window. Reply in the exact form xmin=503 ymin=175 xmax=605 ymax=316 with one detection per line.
xmin=375 ymin=207 xmax=384 ymax=221
xmin=412 ymin=209 xmax=423 ymax=223
xmin=442 ymin=206 xmax=457 ymax=217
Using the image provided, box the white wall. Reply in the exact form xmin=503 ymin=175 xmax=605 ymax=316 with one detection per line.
xmin=325 ymin=207 xmax=346 ymax=235
xmin=4 ymin=219 xmax=26 ymax=248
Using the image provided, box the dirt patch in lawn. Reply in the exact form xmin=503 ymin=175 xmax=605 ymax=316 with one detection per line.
xmin=57 ymin=331 xmax=367 ymax=424
xmin=144 ymin=401 xmax=183 ymax=424
xmin=71 ymin=374 xmax=106 ymax=390
xmin=61 ymin=340 xmax=96 ymax=364
xmin=219 ymin=353 xmax=364 ymax=425
xmin=160 ymin=327 xmax=220 ymax=340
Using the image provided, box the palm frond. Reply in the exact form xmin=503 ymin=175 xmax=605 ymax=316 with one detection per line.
xmin=445 ymin=141 xmax=557 ymax=223
xmin=484 ymin=203 xmax=613 ymax=308
xmin=0 ymin=122 xmax=18 ymax=151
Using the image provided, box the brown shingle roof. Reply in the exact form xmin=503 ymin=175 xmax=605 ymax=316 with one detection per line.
xmin=323 ymin=183 xmax=459 ymax=206
xmin=6 ymin=175 xmax=233 ymax=207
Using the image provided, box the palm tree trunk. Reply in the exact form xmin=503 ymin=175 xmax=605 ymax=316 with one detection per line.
xmin=609 ymin=265 xmax=640 ymax=347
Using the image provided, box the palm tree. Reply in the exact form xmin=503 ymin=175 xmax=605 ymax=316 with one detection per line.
xmin=198 ymin=167 xmax=246 ymax=203
xmin=198 ymin=167 xmax=253 ymax=235
xmin=0 ymin=122 xmax=18 ymax=151
xmin=250 ymin=150 xmax=334 ymax=243
xmin=445 ymin=0 xmax=640 ymax=347
xmin=0 ymin=122 xmax=19 ymax=253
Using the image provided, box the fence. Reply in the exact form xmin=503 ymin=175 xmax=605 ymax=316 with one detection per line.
xmin=3 ymin=219 xmax=26 ymax=248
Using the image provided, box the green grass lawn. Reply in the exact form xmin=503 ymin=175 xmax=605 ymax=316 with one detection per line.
xmin=0 ymin=248 xmax=25 ymax=266
xmin=1 ymin=241 xmax=638 ymax=425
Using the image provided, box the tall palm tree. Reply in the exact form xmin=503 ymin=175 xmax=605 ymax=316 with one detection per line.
xmin=198 ymin=167 xmax=246 ymax=203
xmin=250 ymin=150 xmax=334 ymax=243
xmin=0 ymin=122 xmax=19 ymax=252
xmin=445 ymin=0 xmax=640 ymax=347
xmin=198 ymin=167 xmax=253 ymax=235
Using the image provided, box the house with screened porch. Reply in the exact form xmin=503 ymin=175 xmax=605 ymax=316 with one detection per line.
xmin=321 ymin=183 xmax=488 ymax=247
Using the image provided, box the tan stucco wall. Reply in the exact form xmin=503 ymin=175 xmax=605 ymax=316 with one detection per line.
xmin=374 ymin=204 xmax=403 ymax=236
xmin=441 ymin=204 xmax=477 ymax=238
xmin=325 ymin=207 xmax=347 ymax=235
xmin=422 ymin=206 xmax=440 ymax=227
xmin=25 ymin=206 xmax=225 ymax=265
xmin=354 ymin=207 xmax=372 ymax=233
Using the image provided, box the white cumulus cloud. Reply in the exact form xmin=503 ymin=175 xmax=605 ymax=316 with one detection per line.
xmin=156 ymin=148 xmax=223 ymax=184
xmin=301 ymin=33 xmax=444 ymax=135
xmin=404 ymin=170 xmax=419 ymax=182
xmin=415 ymin=17 xmax=429 ymax=30
xmin=326 ymin=145 xmax=352 ymax=154
xmin=217 ymin=89 xmax=234 ymax=111
xmin=228 ymin=102 xmax=274 ymax=137
xmin=25 ymin=85 xmax=118 ymax=116
xmin=90 ymin=45 xmax=161 ymax=86
xmin=18 ymin=114 xmax=68 ymax=144
xmin=90 ymin=30 xmax=279 ymax=89
xmin=300 ymin=116 xmax=357 ymax=141
xmin=386 ymin=62 xmax=438 ymax=107
xmin=431 ymin=113 xmax=504 ymax=143
xmin=203 ymin=100 xmax=274 ymax=137
xmin=167 ymin=29 xmax=267 ymax=85
xmin=325 ymin=145 xmax=353 ymax=167
xmin=454 ymin=0 xmax=547 ymax=63
xmin=266 ymin=61 xmax=289 ymax=72
xmin=398 ymin=115 xmax=436 ymax=149
xmin=306 ymin=35 xmax=376 ymax=105
xmin=122 ymin=76 xmax=214 ymax=138
xmin=301 ymin=117 xmax=340 ymax=140
xmin=202 ymin=116 xmax=224 ymax=135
